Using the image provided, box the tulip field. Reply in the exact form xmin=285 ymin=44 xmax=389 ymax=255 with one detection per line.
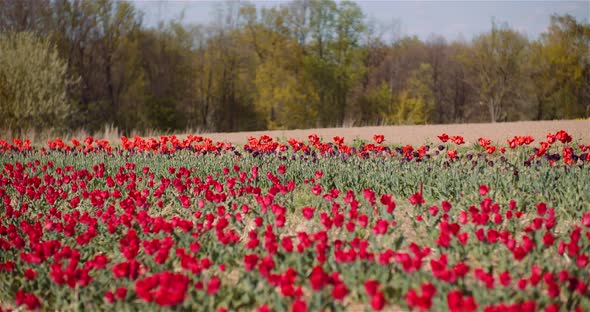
xmin=0 ymin=130 xmax=589 ymax=312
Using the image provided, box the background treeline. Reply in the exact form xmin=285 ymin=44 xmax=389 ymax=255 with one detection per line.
xmin=1 ymin=0 xmax=589 ymax=135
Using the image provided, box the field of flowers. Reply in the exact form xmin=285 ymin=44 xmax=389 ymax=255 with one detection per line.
xmin=0 ymin=130 xmax=589 ymax=312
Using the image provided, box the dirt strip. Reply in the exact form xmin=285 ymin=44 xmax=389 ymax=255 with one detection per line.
xmin=183 ymin=120 xmax=590 ymax=145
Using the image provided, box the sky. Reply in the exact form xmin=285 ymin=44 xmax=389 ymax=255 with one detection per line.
xmin=133 ymin=1 xmax=590 ymax=41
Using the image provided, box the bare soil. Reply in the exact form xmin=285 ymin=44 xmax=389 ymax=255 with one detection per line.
xmin=185 ymin=120 xmax=590 ymax=145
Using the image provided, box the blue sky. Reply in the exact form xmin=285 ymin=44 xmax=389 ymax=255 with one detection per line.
xmin=133 ymin=1 xmax=589 ymax=41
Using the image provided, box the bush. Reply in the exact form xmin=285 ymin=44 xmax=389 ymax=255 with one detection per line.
xmin=0 ymin=32 xmax=75 ymax=134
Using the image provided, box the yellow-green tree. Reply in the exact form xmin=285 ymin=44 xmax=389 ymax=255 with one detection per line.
xmin=0 ymin=32 xmax=75 ymax=134
xmin=242 ymin=3 xmax=320 ymax=129
xmin=532 ymin=14 xmax=590 ymax=119
xmin=352 ymin=82 xmax=393 ymax=125
xmin=389 ymin=63 xmax=434 ymax=124
xmin=255 ymin=59 xmax=319 ymax=129
xmin=390 ymin=90 xmax=424 ymax=124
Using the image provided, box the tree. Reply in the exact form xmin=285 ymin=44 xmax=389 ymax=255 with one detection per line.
xmin=332 ymin=0 xmax=366 ymax=125
xmin=461 ymin=22 xmax=530 ymax=122
xmin=94 ymin=0 xmax=141 ymax=126
xmin=48 ymin=0 xmax=142 ymax=132
xmin=355 ymin=82 xmax=392 ymax=125
xmin=0 ymin=0 xmax=52 ymax=34
xmin=392 ymin=91 xmax=425 ymax=124
xmin=133 ymin=22 xmax=200 ymax=131
xmin=389 ymin=63 xmax=434 ymax=124
xmin=0 ymin=32 xmax=75 ymax=134
xmin=408 ymin=63 xmax=435 ymax=123
xmin=255 ymin=58 xmax=320 ymax=129
xmin=300 ymin=0 xmax=367 ymax=126
xmin=50 ymin=0 xmax=100 ymax=130
xmin=446 ymin=41 xmax=473 ymax=122
xmin=425 ymin=35 xmax=450 ymax=123
xmin=532 ymin=14 xmax=590 ymax=119
xmin=197 ymin=1 xmax=259 ymax=132
xmin=1 ymin=1 xmax=588 ymax=134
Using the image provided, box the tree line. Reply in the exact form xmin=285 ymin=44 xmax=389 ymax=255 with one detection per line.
xmin=1 ymin=0 xmax=589 ymax=135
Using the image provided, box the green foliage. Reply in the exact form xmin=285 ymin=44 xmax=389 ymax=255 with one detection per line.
xmin=385 ymin=64 xmax=434 ymax=125
xmin=532 ymin=15 xmax=590 ymax=119
xmin=0 ymin=31 xmax=75 ymax=134
xmin=406 ymin=63 xmax=435 ymax=124
xmin=255 ymin=60 xmax=320 ymax=130
xmin=390 ymin=90 xmax=425 ymax=124
xmin=355 ymin=82 xmax=392 ymax=125
xmin=145 ymin=96 xmax=184 ymax=131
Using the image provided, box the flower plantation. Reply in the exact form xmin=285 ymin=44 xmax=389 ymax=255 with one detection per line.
xmin=0 ymin=131 xmax=589 ymax=311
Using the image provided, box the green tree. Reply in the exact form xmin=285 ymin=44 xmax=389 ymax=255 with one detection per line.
xmin=532 ymin=14 xmax=590 ymax=119
xmin=355 ymin=82 xmax=392 ymax=125
xmin=0 ymin=32 xmax=75 ymax=134
xmin=389 ymin=63 xmax=434 ymax=124
xmin=332 ymin=0 xmax=366 ymax=125
xmin=241 ymin=3 xmax=320 ymax=129
xmin=302 ymin=0 xmax=367 ymax=126
xmin=408 ymin=63 xmax=435 ymax=123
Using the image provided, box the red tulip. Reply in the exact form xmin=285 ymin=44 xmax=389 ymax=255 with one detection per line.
xmin=373 ymin=134 xmax=385 ymax=144
xmin=371 ymin=292 xmax=386 ymax=311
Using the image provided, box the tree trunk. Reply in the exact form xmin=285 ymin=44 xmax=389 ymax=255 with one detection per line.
xmin=536 ymin=96 xmax=544 ymax=120
xmin=489 ymin=99 xmax=496 ymax=123
xmin=105 ymin=60 xmax=117 ymax=124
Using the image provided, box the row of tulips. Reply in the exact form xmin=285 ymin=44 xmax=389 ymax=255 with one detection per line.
xmin=2 ymin=130 xmax=589 ymax=164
